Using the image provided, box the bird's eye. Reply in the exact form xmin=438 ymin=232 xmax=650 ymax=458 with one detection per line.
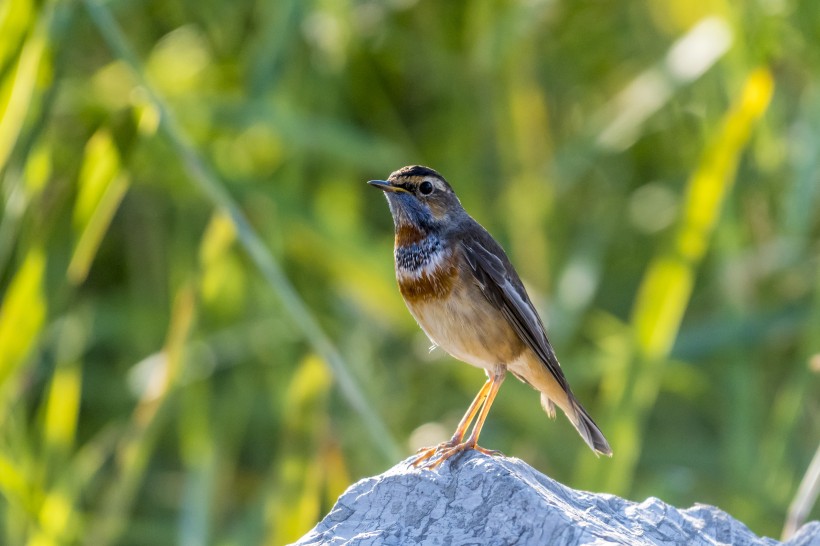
xmin=419 ymin=181 xmax=434 ymax=195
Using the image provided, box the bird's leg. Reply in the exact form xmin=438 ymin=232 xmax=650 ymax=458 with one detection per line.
xmin=446 ymin=376 xmax=494 ymax=444
xmin=422 ymin=371 xmax=506 ymax=469
xmin=408 ymin=377 xmax=493 ymax=467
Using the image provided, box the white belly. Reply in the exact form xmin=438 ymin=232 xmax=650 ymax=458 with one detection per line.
xmin=404 ymin=282 xmax=521 ymax=370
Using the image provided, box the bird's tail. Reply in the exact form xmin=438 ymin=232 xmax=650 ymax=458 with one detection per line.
xmin=543 ymin=392 xmax=612 ymax=456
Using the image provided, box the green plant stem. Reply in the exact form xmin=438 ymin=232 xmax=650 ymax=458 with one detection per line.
xmin=80 ymin=0 xmax=401 ymax=464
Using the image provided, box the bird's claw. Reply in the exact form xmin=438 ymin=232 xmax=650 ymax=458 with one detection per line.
xmin=408 ymin=440 xmax=504 ymax=469
xmin=474 ymin=445 xmax=503 ymax=457
xmin=407 ymin=439 xmax=459 ymax=467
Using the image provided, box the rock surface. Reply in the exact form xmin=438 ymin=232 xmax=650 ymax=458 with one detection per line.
xmin=294 ymin=451 xmax=820 ymax=546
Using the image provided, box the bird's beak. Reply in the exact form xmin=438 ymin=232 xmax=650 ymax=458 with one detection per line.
xmin=368 ymin=180 xmax=408 ymax=193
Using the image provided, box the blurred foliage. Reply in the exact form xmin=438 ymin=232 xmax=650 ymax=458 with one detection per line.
xmin=1 ymin=0 xmax=819 ymax=544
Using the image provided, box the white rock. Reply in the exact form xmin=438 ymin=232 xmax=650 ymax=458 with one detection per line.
xmin=294 ymin=451 xmax=820 ymax=546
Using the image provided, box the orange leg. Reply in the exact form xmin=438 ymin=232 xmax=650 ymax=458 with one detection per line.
xmin=408 ymin=377 xmax=493 ymax=467
xmin=422 ymin=371 xmax=506 ymax=469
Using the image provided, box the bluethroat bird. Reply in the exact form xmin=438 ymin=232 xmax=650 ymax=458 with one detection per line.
xmin=369 ymin=165 xmax=612 ymax=468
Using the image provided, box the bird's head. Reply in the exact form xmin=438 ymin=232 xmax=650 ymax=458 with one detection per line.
xmin=368 ymin=165 xmax=463 ymax=237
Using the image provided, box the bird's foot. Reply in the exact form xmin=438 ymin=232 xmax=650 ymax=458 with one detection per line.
xmin=474 ymin=445 xmax=503 ymax=457
xmin=413 ymin=440 xmax=503 ymax=470
xmin=407 ymin=439 xmax=460 ymax=467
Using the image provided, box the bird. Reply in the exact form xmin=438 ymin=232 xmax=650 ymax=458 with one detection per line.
xmin=368 ymin=165 xmax=612 ymax=468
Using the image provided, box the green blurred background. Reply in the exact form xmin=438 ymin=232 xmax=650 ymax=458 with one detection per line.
xmin=1 ymin=0 xmax=819 ymax=544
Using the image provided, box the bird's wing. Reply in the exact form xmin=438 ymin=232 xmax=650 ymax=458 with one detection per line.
xmin=461 ymin=230 xmax=613 ymax=456
xmin=461 ymin=235 xmax=570 ymax=392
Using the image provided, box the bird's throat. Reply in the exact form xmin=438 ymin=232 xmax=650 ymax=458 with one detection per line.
xmin=394 ymin=231 xmax=457 ymax=301
xmin=395 ymin=233 xmax=442 ymax=274
xmin=394 ymin=223 xmax=427 ymax=246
